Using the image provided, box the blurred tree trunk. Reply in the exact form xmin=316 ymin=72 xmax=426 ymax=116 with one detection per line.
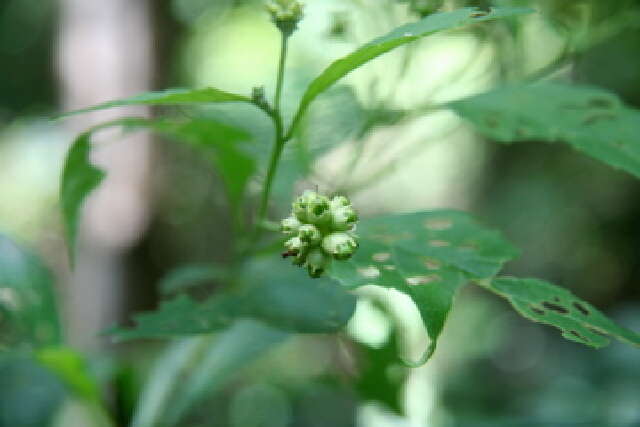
xmin=57 ymin=0 xmax=154 ymax=351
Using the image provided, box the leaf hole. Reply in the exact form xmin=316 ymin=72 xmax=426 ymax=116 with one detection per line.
xmin=530 ymin=305 xmax=545 ymax=315
xmin=358 ymin=266 xmax=380 ymax=279
xmin=569 ymin=330 xmax=588 ymax=342
xmin=428 ymin=240 xmax=450 ymax=248
xmin=542 ymin=301 xmax=569 ymax=314
xmin=372 ymin=252 xmax=391 ymax=263
xmin=424 ymin=218 xmax=453 ymax=231
xmin=573 ymin=301 xmax=590 ymax=316
xmin=587 ymin=97 xmax=615 ymax=109
xmin=405 ymin=275 xmax=441 ymax=286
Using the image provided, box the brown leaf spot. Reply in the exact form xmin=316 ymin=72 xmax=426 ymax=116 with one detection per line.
xmin=569 ymin=330 xmax=588 ymax=341
xmin=372 ymin=252 xmax=391 ymax=263
xmin=358 ymin=266 xmax=380 ymax=279
xmin=423 ymin=259 xmax=441 ymax=270
xmin=383 ymin=265 xmax=396 ymax=271
xmin=424 ymin=218 xmax=453 ymax=231
xmin=405 ymin=275 xmax=441 ymax=286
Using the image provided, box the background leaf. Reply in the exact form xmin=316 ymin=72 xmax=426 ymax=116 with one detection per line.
xmin=479 ymin=277 xmax=640 ymax=348
xmin=450 ymin=82 xmax=640 ymax=179
xmin=60 ymin=118 xmax=253 ymax=263
xmin=112 ymin=257 xmax=357 ymax=340
xmin=0 ymin=235 xmax=62 ymax=349
xmin=60 ymin=131 xmax=106 ymax=263
xmin=58 ymin=87 xmax=251 ymax=118
xmin=131 ymin=321 xmax=286 ymax=427
xmin=329 ymin=210 xmax=518 ymax=364
xmin=288 ymin=6 xmax=533 ymax=134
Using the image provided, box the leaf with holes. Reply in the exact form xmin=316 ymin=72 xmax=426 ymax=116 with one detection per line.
xmin=288 ymin=6 xmax=533 ymax=135
xmin=329 ymin=210 xmax=518 ymax=364
xmin=450 ymin=83 xmax=640 ymax=179
xmin=57 ymin=87 xmax=252 ymax=118
xmin=480 ymin=277 xmax=640 ymax=348
xmin=60 ymin=118 xmax=253 ymax=264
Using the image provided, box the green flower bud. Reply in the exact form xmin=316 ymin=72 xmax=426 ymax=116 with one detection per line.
xmin=306 ymin=248 xmax=331 ymax=278
xmin=265 ymin=0 xmax=304 ymax=36
xmin=284 ymin=236 xmax=305 ymax=254
xmin=298 ymin=224 xmax=322 ymax=245
xmin=322 ymin=232 xmax=358 ymax=260
xmin=283 ymin=191 xmax=359 ymax=277
xmin=281 ymin=215 xmax=301 ymax=235
xmin=306 ymin=196 xmax=331 ymax=225
xmin=331 ymin=206 xmax=358 ymax=231
xmin=330 ymin=195 xmax=350 ymax=210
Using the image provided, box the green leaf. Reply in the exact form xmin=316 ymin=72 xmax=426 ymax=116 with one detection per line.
xmin=329 ymin=210 xmax=518 ymax=365
xmin=0 ymin=353 xmax=67 ymax=426
xmin=288 ymin=6 xmax=533 ymax=135
xmin=58 ymin=87 xmax=252 ymax=118
xmin=131 ymin=322 xmax=286 ymax=427
xmin=35 ymin=347 xmax=101 ymax=404
xmin=450 ymin=82 xmax=640 ymax=179
xmin=112 ymin=257 xmax=357 ymax=340
xmin=479 ymin=277 xmax=640 ymax=349
xmin=60 ymin=118 xmax=253 ymax=264
xmin=159 ymin=263 xmax=229 ymax=296
xmin=0 ymin=235 xmax=62 ymax=349
xmin=60 ymin=131 xmax=106 ymax=263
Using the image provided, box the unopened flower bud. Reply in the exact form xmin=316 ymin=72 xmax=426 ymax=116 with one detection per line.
xmin=285 ymin=236 xmax=305 ymax=254
xmin=298 ymin=224 xmax=322 ymax=244
xmin=281 ymin=215 xmax=301 ymax=235
xmin=306 ymin=249 xmax=330 ymax=278
xmin=265 ymin=0 xmax=304 ymax=36
xmin=331 ymin=206 xmax=358 ymax=231
xmin=322 ymin=232 xmax=358 ymax=260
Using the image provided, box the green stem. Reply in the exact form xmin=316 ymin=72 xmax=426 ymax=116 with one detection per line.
xmin=274 ymin=34 xmax=289 ymax=112
xmin=248 ymin=31 xmax=291 ymax=251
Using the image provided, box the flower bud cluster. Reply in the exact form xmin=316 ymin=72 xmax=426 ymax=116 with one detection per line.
xmin=281 ymin=190 xmax=358 ymax=278
xmin=265 ymin=0 xmax=304 ymax=35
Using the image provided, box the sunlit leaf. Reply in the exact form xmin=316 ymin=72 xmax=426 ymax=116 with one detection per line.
xmin=288 ymin=6 xmax=533 ymax=135
xmin=479 ymin=277 xmax=640 ymax=348
xmin=329 ymin=210 xmax=518 ymax=364
xmin=450 ymin=83 xmax=640 ymax=179
xmin=112 ymin=257 xmax=357 ymax=340
xmin=60 ymin=118 xmax=253 ymax=264
xmin=35 ymin=347 xmax=101 ymax=404
xmin=58 ymin=87 xmax=252 ymax=118
xmin=0 ymin=235 xmax=62 ymax=349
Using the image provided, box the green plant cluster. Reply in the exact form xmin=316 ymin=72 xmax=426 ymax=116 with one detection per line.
xmin=281 ymin=191 xmax=358 ymax=278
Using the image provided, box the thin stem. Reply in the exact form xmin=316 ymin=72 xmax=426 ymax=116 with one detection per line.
xmin=245 ymin=31 xmax=291 ymax=254
xmin=274 ymin=34 xmax=289 ymax=112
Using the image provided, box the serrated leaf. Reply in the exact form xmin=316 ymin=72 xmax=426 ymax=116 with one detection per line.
xmin=450 ymin=83 xmax=640 ymax=179
xmin=60 ymin=118 xmax=253 ymax=264
xmin=480 ymin=277 xmax=640 ymax=348
xmin=0 ymin=235 xmax=62 ymax=349
xmin=288 ymin=6 xmax=533 ymax=135
xmin=112 ymin=258 xmax=357 ymax=340
xmin=329 ymin=210 xmax=518 ymax=364
xmin=58 ymin=87 xmax=252 ymax=118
